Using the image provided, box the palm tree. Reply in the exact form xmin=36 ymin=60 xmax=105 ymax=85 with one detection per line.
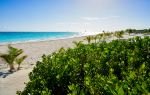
xmin=73 ymin=41 xmax=83 ymax=47
xmin=84 ymin=36 xmax=93 ymax=44
xmin=114 ymin=31 xmax=124 ymax=39
xmin=58 ymin=47 xmax=65 ymax=53
xmin=0 ymin=54 xmax=15 ymax=72
xmin=0 ymin=45 xmax=24 ymax=72
xmin=102 ymin=33 xmax=107 ymax=41
xmin=93 ymin=35 xmax=99 ymax=43
xmin=126 ymin=29 xmax=132 ymax=35
xmin=16 ymin=55 xmax=27 ymax=70
xmin=97 ymin=34 xmax=103 ymax=42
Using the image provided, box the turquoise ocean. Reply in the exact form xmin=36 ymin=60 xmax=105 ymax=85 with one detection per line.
xmin=0 ymin=32 xmax=80 ymax=44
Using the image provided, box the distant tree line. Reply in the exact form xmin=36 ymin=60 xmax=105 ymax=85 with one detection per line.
xmin=125 ymin=28 xmax=150 ymax=35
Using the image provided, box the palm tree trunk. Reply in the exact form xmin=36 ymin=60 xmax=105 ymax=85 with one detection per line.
xmin=9 ymin=64 xmax=15 ymax=72
xmin=17 ymin=64 xmax=20 ymax=70
xmin=88 ymin=40 xmax=90 ymax=44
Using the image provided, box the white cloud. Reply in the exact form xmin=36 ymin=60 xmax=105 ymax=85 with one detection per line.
xmin=81 ymin=17 xmax=100 ymax=21
xmin=81 ymin=16 xmax=119 ymax=22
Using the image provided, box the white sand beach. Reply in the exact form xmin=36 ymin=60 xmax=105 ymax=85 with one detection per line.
xmin=0 ymin=34 xmax=145 ymax=95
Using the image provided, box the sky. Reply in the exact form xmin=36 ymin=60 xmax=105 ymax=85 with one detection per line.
xmin=0 ymin=0 xmax=150 ymax=32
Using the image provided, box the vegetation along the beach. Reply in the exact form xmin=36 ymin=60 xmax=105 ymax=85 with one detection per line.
xmin=17 ymin=32 xmax=150 ymax=95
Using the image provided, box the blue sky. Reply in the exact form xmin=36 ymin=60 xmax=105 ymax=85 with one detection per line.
xmin=0 ymin=0 xmax=150 ymax=32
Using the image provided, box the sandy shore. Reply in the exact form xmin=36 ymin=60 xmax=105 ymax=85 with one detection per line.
xmin=0 ymin=33 xmax=146 ymax=95
xmin=0 ymin=36 xmax=86 ymax=68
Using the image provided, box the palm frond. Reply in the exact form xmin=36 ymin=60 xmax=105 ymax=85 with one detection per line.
xmin=16 ymin=55 xmax=27 ymax=65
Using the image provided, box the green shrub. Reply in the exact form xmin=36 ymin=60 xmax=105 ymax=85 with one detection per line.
xmin=18 ymin=36 xmax=150 ymax=95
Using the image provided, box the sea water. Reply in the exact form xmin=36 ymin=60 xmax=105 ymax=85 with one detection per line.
xmin=0 ymin=32 xmax=79 ymax=44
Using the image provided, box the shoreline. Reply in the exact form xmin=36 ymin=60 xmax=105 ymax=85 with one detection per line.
xmin=0 ymin=34 xmax=80 ymax=46
xmin=0 ymin=32 xmax=99 ymax=46
xmin=0 ymin=35 xmax=83 ymax=46
xmin=0 ymin=36 xmax=87 ymax=70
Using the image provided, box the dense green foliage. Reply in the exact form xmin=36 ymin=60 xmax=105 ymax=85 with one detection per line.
xmin=18 ymin=36 xmax=150 ymax=95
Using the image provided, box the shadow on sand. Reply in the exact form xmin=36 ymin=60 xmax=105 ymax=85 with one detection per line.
xmin=0 ymin=71 xmax=14 ymax=78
